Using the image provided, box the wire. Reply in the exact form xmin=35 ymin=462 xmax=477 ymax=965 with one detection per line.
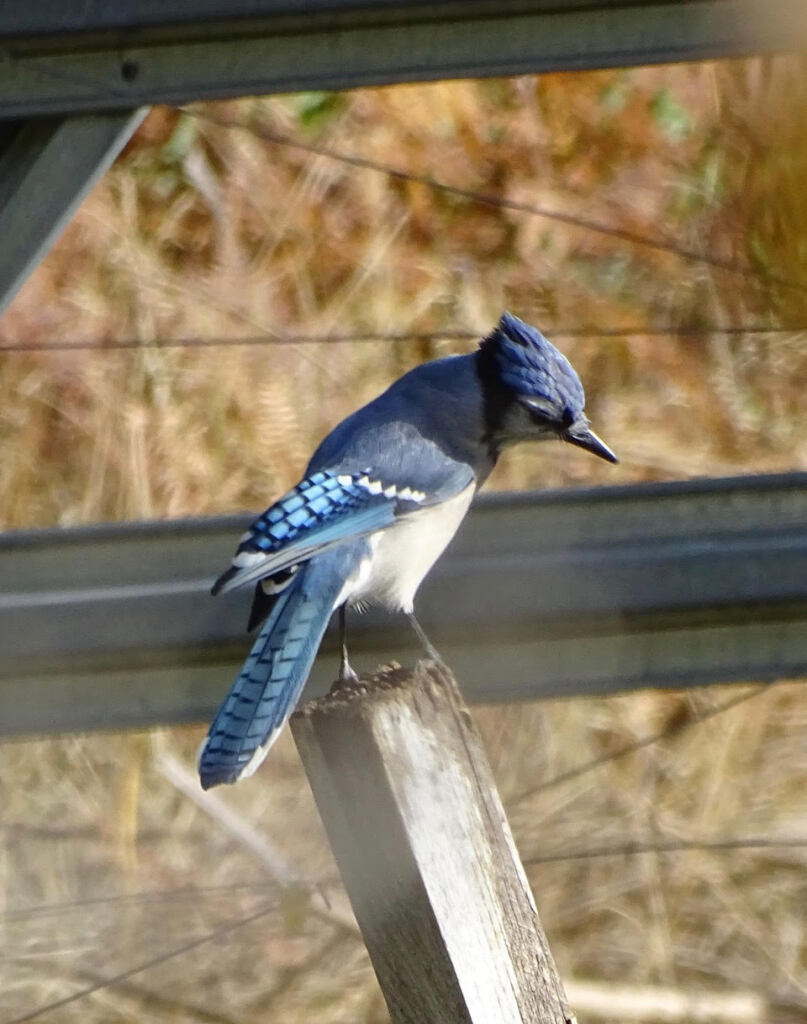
xmin=509 ymin=685 xmax=768 ymax=811
xmin=0 ymin=330 xmax=474 ymax=353
xmin=524 ymin=834 xmax=807 ymax=867
xmin=2 ymin=325 xmax=805 ymax=353
xmin=0 ymin=880 xmax=297 ymax=922
xmin=5 ymin=901 xmax=282 ymax=1024
xmin=186 ymin=107 xmax=807 ymax=295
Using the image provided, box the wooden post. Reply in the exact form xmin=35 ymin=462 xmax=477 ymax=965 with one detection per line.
xmin=290 ymin=661 xmax=573 ymax=1024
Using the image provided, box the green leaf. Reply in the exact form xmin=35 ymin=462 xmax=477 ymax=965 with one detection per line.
xmin=160 ymin=114 xmax=198 ymax=165
xmin=651 ymin=89 xmax=693 ymax=143
xmin=293 ymin=91 xmax=344 ymax=129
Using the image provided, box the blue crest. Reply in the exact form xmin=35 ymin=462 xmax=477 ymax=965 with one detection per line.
xmin=481 ymin=312 xmax=585 ymax=423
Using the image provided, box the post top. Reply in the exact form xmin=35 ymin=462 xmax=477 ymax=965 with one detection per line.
xmin=291 ymin=659 xmax=452 ymax=719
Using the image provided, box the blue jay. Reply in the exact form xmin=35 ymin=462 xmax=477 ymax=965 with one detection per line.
xmin=199 ymin=312 xmax=617 ymax=788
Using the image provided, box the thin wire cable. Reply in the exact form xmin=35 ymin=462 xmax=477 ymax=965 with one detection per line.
xmin=5 ymin=901 xmax=282 ymax=1024
xmin=524 ymin=834 xmax=807 ymax=867
xmin=0 ymin=880 xmax=298 ymax=922
xmin=0 ymin=330 xmax=474 ymax=353
xmin=186 ymin=107 xmax=807 ymax=295
xmin=2 ymin=325 xmax=805 ymax=354
xmin=509 ymin=685 xmax=768 ymax=810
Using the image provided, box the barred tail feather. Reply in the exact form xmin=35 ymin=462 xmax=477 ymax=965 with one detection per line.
xmin=199 ymin=564 xmax=342 ymax=788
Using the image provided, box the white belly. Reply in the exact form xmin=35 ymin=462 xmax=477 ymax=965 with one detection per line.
xmin=338 ymin=483 xmax=475 ymax=613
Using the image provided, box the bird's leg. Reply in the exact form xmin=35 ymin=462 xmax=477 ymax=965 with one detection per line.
xmin=406 ymin=611 xmax=444 ymax=664
xmin=338 ymin=605 xmax=359 ymax=683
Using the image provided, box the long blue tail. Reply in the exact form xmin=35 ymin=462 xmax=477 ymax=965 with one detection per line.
xmin=199 ymin=562 xmax=344 ymax=788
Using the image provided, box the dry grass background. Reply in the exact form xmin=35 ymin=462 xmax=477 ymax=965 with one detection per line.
xmin=1 ymin=56 xmax=806 ymax=1022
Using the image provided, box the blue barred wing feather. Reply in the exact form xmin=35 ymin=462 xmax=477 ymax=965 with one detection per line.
xmin=211 ymin=469 xmax=411 ymax=596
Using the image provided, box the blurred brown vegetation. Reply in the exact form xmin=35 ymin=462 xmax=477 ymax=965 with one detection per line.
xmin=1 ymin=56 xmax=806 ymax=1023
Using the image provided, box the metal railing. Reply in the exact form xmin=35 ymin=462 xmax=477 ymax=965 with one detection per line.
xmin=2 ymin=471 xmax=805 ymax=737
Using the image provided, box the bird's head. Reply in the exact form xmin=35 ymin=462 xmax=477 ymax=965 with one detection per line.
xmin=477 ymin=312 xmax=618 ymax=464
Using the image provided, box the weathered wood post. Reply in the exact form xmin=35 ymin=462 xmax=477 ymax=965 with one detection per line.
xmin=290 ymin=660 xmax=573 ymax=1024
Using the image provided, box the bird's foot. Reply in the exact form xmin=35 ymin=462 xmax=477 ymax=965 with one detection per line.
xmin=338 ymin=663 xmax=360 ymax=685
xmin=330 ymin=654 xmax=361 ymax=695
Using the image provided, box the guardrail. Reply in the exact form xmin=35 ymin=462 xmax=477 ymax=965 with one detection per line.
xmin=1 ymin=0 xmax=805 ymax=118
xmin=1 ymin=471 xmax=805 ymax=737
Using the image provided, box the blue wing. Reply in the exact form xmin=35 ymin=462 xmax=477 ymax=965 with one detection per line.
xmin=212 ymin=469 xmax=400 ymax=596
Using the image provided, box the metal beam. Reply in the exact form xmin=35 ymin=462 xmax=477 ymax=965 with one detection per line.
xmin=0 ymin=1 xmax=806 ymax=118
xmin=0 ymin=109 xmax=146 ymax=314
xmin=1 ymin=472 xmax=805 ymax=737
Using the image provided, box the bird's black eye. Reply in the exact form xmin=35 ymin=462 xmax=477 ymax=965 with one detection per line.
xmin=521 ymin=396 xmax=556 ymax=423
xmin=560 ymin=407 xmax=575 ymax=429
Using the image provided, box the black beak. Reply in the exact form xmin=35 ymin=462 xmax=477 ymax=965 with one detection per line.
xmin=564 ymin=423 xmax=619 ymax=464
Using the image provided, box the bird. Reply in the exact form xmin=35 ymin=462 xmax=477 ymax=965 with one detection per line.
xmin=199 ymin=312 xmax=617 ymax=788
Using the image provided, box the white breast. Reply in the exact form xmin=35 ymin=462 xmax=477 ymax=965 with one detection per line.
xmin=338 ymin=482 xmax=475 ymax=614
